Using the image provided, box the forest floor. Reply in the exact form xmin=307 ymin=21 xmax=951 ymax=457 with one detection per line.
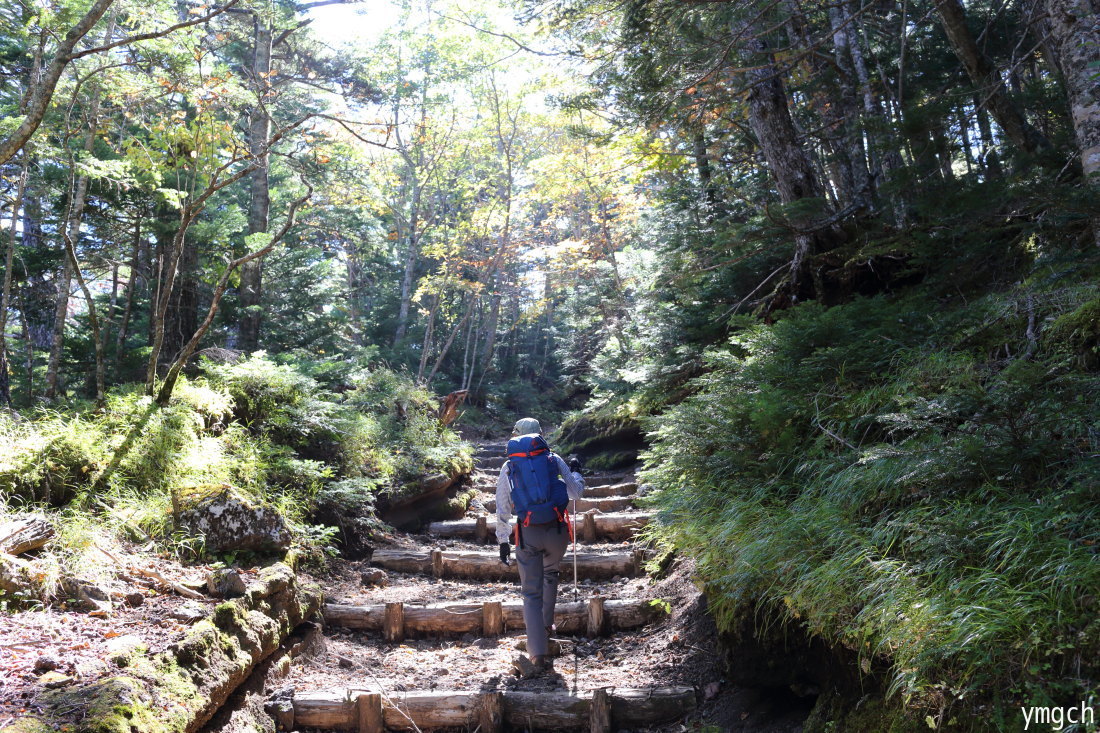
xmin=0 ymin=552 xmax=253 ymax=726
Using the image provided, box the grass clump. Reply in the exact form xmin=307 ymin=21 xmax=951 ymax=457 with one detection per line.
xmin=641 ymin=284 xmax=1099 ymax=725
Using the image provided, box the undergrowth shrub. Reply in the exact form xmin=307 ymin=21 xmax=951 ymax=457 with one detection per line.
xmin=0 ymin=357 xmax=470 ymax=569
xmin=642 ymin=286 xmax=1099 ymax=724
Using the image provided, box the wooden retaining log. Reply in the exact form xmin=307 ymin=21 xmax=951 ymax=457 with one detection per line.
xmin=582 ymin=475 xmax=630 ymax=488
xmin=370 ymin=549 xmax=639 ymax=580
xmin=291 ymin=687 xmax=696 ymax=731
xmin=323 ymin=597 xmax=666 ymax=638
xmin=484 ymin=495 xmax=635 ymax=514
xmin=584 ymin=481 xmax=638 ymax=498
xmin=427 ymin=512 xmax=649 ymax=543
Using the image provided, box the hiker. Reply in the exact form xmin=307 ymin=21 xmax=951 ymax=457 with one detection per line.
xmin=496 ymin=417 xmax=585 ymax=677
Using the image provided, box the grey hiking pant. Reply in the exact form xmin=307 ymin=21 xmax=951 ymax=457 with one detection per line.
xmin=515 ymin=521 xmax=570 ymax=658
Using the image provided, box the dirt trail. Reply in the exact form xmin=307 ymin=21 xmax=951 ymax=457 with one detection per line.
xmin=272 ymin=443 xmax=813 ymax=731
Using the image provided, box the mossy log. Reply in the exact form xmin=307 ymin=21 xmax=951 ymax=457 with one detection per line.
xmin=484 ymin=495 xmax=635 ymax=513
xmin=291 ymin=686 xmax=696 ymax=730
xmin=370 ymin=548 xmax=641 ymax=580
xmin=323 ymin=596 xmax=666 ymax=638
xmin=1 ymin=564 xmax=321 ymax=733
xmin=428 ymin=512 xmax=648 ymax=542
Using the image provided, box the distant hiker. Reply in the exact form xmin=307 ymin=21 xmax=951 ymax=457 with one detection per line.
xmin=497 ymin=417 xmax=585 ymax=678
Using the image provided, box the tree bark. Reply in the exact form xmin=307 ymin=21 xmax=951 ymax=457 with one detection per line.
xmin=1044 ymin=0 xmax=1100 ymax=182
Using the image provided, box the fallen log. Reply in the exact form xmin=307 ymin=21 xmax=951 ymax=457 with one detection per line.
xmin=369 ymin=548 xmax=640 ymax=580
xmin=291 ymin=686 xmax=696 ymax=731
xmin=323 ymin=596 xmax=666 ymax=638
xmin=483 ymin=495 xmax=635 ymax=514
xmin=428 ymin=512 xmax=648 ymax=543
xmin=0 ymin=516 xmax=55 ymax=555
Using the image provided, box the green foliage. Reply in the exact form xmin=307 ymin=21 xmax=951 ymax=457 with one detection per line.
xmin=0 ymin=356 xmax=469 ymax=567
xmin=642 ymin=284 xmax=1099 ymax=719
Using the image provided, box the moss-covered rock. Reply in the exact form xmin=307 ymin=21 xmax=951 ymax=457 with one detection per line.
xmin=556 ymin=402 xmax=644 ymax=469
xmin=177 ymin=485 xmax=291 ymax=554
xmin=1 ymin=563 xmax=320 ymax=733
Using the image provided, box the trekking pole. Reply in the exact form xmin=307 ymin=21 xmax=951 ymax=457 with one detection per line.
xmin=572 ymin=496 xmax=579 ymax=694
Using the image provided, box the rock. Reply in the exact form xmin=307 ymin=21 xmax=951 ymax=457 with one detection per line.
xmin=207 ymin=567 xmax=247 ymax=598
xmin=124 ymin=591 xmax=145 ymax=607
xmin=33 ymin=655 xmax=60 ymax=674
xmin=178 ymin=485 xmax=291 ymax=554
xmin=170 ymin=601 xmax=208 ymax=623
xmin=62 ymin=578 xmax=112 ymax=614
xmin=39 ymin=671 xmax=73 ymax=688
xmin=704 ymin=681 xmax=721 ymax=700
xmin=359 ymin=568 xmax=388 ymax=587
xmin=337 ymin=655 xmax=356 ymax=669
xmin=105 ymin=635 xmax=145 ymax=668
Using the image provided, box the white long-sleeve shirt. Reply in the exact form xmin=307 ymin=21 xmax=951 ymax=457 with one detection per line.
xmin=495 ymin=454 xmax=585 ymax=544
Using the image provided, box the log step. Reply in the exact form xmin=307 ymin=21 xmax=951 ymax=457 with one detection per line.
xmin=291 ymin=686 xmax=696 ymax=731
xmin=477 ymin=456 xmax=508 ymax=471
xmin=323 ymin=596 xmax=665 ymax=638
xmin=428 ymin=512 xmax=649 ymax=543
xmin=370 ymin=548 xmax=644 ymax=580
xmin=583 ymin=482 xmax=637 ymax=498
xmin=582 ymin=475 xmax=632 ymax=488
xmin=484 ymin=495 xmax=636 ymax=514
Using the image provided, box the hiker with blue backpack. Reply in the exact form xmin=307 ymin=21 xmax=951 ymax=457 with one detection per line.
xmin=496 ymin=417 xmax=585 ymax=678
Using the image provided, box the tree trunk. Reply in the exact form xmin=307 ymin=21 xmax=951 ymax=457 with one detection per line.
xmin=974 ymin=99 xmax=1005 ymax=178
xmin=45 ymin=10 xmax=118 ymax=403
xmin=0 ymin=155 xmax=29 ymax=406
xmin=829 ymin=5 xmax=871 ymax=206
xmin=43 ymin=257 xmax=72 ymax=400
xmin=238 ymin=14 xmax=273 ymax=352
xmin=740 ymin=32 xmax=834 ymax=299
xmin=163 ymin=234 xmax=199 ymax=361
xmin=1044 ymin=0 xmax=1100 ymax=183
xmin=116 ymin=213 xmax=142 ymax=358
xmin=934 ymin=0 xmax=1050 ymax=157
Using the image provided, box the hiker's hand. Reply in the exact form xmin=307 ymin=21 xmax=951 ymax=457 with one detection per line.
xmin=499 ymin=542 xmax=511 ymax=564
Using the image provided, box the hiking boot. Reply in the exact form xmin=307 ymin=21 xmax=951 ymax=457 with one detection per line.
xmin=511 ymin=655 xmax=539 ymax=679
xmin=510 ymin=654 xmax=554 ymax=679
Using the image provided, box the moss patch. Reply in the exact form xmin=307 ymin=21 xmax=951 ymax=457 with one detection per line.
xmin=1 ymin=564 xmax=320 ymax=733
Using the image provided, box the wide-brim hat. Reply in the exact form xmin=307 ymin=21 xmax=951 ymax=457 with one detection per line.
xmin=512 ymin=417 xmax=542 ymax=435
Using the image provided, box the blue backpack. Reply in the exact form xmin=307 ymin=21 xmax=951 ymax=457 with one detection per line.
xmin=506 ymin=433 xmax=569 ymax=526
